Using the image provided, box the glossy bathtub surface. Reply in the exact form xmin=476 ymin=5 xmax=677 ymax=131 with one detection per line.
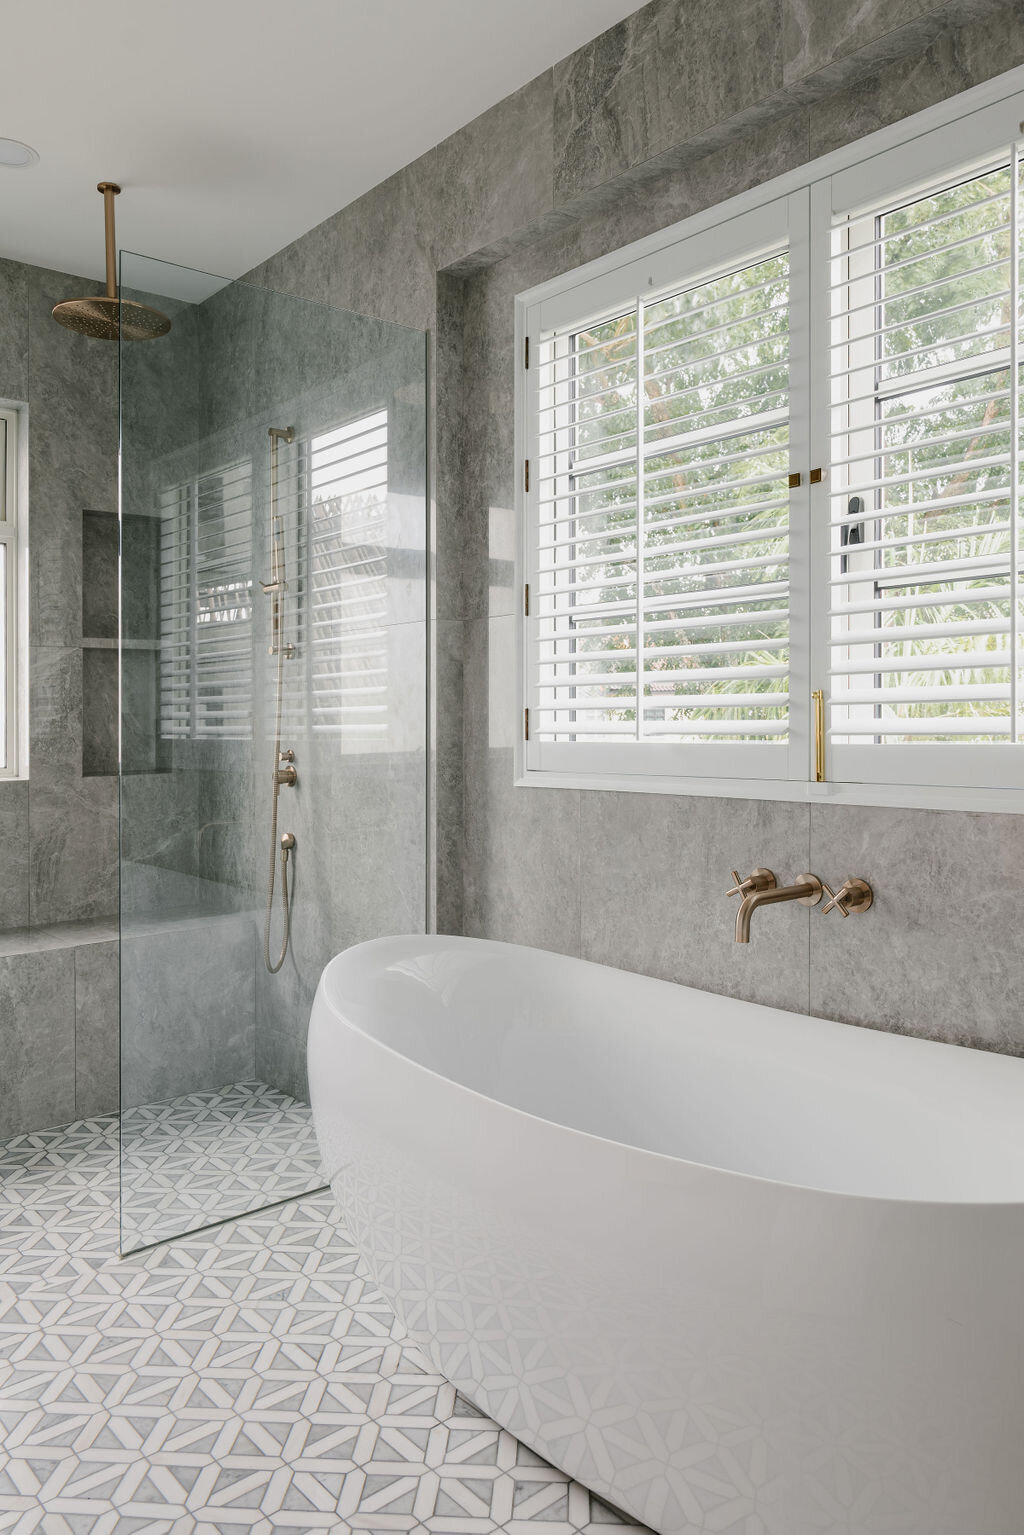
xmin=310 ymin=934 xmax=1024 ymax=1535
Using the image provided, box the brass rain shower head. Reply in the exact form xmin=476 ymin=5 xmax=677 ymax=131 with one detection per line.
xmin=52 ymin=182 xmax=171 ymax=341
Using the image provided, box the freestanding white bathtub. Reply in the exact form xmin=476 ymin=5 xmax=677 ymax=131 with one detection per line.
xmin=308 ymin=934 xmax=1024 ymax=1535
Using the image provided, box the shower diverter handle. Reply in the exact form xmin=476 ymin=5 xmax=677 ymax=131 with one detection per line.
xmin=276 ymin=750 xmax=297 ymax=788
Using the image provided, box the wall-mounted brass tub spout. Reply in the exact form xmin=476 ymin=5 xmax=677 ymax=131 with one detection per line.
xmin=732 ymin=872 xmax=823 ymax=944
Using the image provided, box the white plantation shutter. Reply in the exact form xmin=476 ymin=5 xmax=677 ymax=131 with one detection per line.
xmin=827 ymin=150 xmax=1024 ymax=788
xmin=522 ymin=90 xmax=1024 ymax=804
xmin=302 ymin=410 xmax=390 ymax=745
xmin=160 ymin=461 xmax=254 ymax=741
xmin=528 ymin=196 xmax=806 ymax=782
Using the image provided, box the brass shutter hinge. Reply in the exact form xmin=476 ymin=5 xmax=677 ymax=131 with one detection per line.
xmin=524 ymin=459 xmax=530 ymax=493
xmin=524 ymin=707 xmax=529 ymax=741
xmin=524 ymin=336 xmax=529 ymax=369
xmin=524 ymin=583 xmax=529 ymax=617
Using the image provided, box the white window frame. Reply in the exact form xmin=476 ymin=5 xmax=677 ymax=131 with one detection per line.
xmin=0 ymin=404 xmax=28 ymax=780
xmin=516 ymin=63 xmax=1024 ymax=813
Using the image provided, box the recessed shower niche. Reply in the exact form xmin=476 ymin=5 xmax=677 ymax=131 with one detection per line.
xmin=81 ymin=506 xmax=168 ymax=778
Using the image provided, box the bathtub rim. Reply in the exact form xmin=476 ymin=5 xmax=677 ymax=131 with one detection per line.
xmin=312 ymin=933 xmax=1024 ymax=1212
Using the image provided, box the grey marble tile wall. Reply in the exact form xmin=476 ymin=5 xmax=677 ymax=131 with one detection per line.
xmin=0 ymin=258 xmax=123 ymax=1132
xmin=0 ymin=259 xmax=236 ymax=1132
xmin=121 ymin=275 xmax=429 ymax=1105
xmin=0 ymin=923 xmax=119 ymax=1135
xmin=241 ymin=0 xmax=1024 ymax=1058
xmin=5 ymin=0 xmax=1019 ymax=1139
xmin=73 ymin=937 xmax=119 ymax=1119
xmin=0 ymin=261 xmax=120 ymax=928
xmin=120 ymin=908 xmax=257 ymax=1107
xmin=239 ymin=294 xmax=427 ymax=1099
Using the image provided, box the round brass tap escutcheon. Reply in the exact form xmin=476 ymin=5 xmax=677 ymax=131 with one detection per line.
xmin=793 ymin=873 xmax=824 ymax=907
xmin=839 ymin=878 xmax=873 ymax=914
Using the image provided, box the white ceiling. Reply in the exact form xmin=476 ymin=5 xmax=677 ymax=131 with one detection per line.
xmin=0 ymin=0 xmax=647 ymax=286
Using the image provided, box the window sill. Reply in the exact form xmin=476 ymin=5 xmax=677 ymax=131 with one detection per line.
xmin=514 ymin=768 xmax=1024 ymax=816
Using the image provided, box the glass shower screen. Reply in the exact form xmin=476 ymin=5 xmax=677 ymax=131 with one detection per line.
xmin=117 ymin=255 xmax=427 ymax=1253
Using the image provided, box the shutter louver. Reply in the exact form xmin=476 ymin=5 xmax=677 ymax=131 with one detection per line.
xmin=160 ymin=461 xmax=254 ymax=741
xmin=304 ymin=409 xmax=389 ymax=743
xmin=535 ymin=247 xmax=793 ymax=771
xmin=828 ymin=156 xmax=1023 ymax=776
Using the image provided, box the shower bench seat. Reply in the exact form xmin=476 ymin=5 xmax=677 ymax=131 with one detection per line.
xmin=0 ymin=916 xmax=119 ymax=1138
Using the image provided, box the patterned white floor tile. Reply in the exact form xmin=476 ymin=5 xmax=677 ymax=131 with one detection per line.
xmin=118 ymin=1084 xmax=324 ymax=1253
xmin=0 ymin=1115 xmax=648 ymax=1535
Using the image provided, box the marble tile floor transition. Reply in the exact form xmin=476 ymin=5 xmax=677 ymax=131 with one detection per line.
xmin=0 ymin=1112 xmax=649 ymax=1534
xmin=119 ymin=1084 xmax=325 ymax=1254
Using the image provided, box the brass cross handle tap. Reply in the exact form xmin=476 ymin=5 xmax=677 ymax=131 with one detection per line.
xmin=726 ymin=868 xmax=776 ymax=899
xmin=820 ymin=878 xmax=873 ymax=917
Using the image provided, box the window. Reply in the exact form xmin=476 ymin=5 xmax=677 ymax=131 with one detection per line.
xmin=159 ymin=411 xmax=392 ymax=751
xmin=528 ymin=198 xmax=806 ymax=783
xmin=303 ymin=409 xmax=390 ymax=745
xmin=828 ymin=159 xmax=1021 ymax=789
xmin=0 ymin=406 xmax=25 ymax=779
xmin=519 ymin=71 xmax=1024 ymax=808
xmin=160 ymin=460 xmax=254 ymax=741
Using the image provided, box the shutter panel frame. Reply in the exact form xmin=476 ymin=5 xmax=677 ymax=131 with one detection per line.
xmin=524 ymin=191 xmax=811 ymax=785
xmin=823 ymin=142 xmax=1024 ymax=790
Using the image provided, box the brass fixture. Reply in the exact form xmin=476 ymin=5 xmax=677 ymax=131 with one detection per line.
xmin=787 ymin=471 xmax=801 ymax=489
xmin=276 ymin=749 xmax=298 ymax=788
xmin=262 ymin=425 xmax=296 ymax=661
xmin=821 ymin=877 xmax=873 ymax=916
xmin=264 ymin=827 xmax=296 ymax=975
xmin=812 ymin=688 xmax=826 ymax=782
xmin=726 ymin=868 xmax=775 ymax=899
xmin=52 ymin=183 xmax=171 ymax=340
xmin=809 ymin=467 xmax=824 ymax=484
xmin=731 ymin=870 xmax=823 ymax=944
xmin=263 ymin=425 xmax=298 ymax=975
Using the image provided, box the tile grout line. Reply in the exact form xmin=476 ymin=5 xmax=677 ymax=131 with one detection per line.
xmin=0 ymin=1097 xmax=650 ymax=1535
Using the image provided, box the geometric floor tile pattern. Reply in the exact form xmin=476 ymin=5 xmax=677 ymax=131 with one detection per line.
xmin=120 ymin=1083 xmax=324 ymax=1253
xmin=0 ymin=1115 xmax=648 ymax=1534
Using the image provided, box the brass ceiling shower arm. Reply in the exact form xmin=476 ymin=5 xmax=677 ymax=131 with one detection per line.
xmin=52 ymin=181 xmax=171 ymax=341
xmin=99 ymin=181 xmax=118 ymax=300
